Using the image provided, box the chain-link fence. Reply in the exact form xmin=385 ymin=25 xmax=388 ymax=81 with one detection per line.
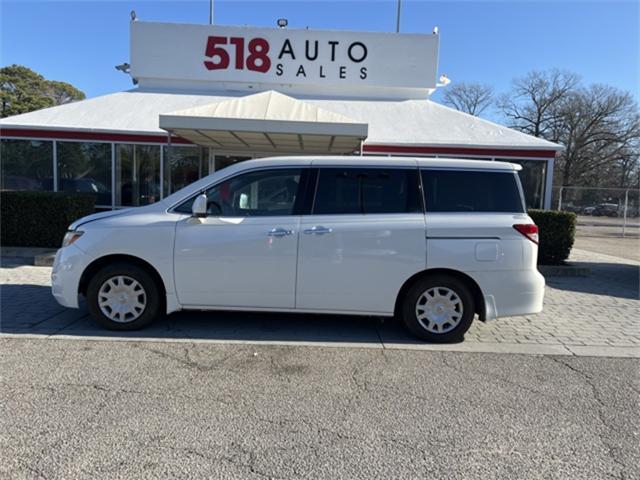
xmin=552 ymin=186 xmax=640 ymax=239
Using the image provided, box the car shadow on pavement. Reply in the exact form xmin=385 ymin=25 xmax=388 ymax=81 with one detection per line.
xmin=156 ymin=310 xmax=414 ymax=345
xmin=545 ymin=261 xmax=640 ymax=300
xmin=0 ymin=283 xmax=428 ymax=345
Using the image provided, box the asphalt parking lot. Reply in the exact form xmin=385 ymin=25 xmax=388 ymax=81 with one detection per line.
xmin=1 ymin=339 xmax=639 ymax=480
xmin=1 ymin=247 xmax=639 ymax=479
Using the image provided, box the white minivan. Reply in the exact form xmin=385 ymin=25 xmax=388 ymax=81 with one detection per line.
xmin=52 ymin=156 xmax=544 ymax=342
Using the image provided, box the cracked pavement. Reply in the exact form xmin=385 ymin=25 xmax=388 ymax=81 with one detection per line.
xmin=1 ymin=339 xmax=638 ymax=479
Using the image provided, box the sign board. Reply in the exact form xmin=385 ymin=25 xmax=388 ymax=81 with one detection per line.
xmin=130 ymin=21 xmax=439 ymax=99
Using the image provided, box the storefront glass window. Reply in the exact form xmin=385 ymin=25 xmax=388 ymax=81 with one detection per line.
xmin=56 ymin=141 xmax=112 ymax=206
xmin=115 ymin=144 xmax=161 ymax=206
xmin=215 ymin=155 xmax=252 ymax=171
xmin=0 ymin=139 xmax=53 ymax=191
xmin=499 ymin=159 xmax=547 ymax=209
xmin=163 ymin=146 xmax=205 ymax=196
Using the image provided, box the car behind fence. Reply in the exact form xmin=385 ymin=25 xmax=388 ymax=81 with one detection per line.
xmin=552 ymin=186 xmax=639 ymax=238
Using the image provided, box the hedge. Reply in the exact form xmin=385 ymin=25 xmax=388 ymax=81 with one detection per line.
xmin=1 ymin=191 xmax=96 ymax=248
xmin=528 ymin=209 xmax=577 ymax=265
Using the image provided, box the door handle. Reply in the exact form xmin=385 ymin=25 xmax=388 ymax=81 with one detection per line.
xmin=268 ymin=227 xmax=293 ymax=237
xmin=303 ymin=226 xmax=333 ymax=235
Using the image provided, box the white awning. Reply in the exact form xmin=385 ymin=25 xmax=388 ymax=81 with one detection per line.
xmin=159 ymin=90 xmax=368 ymax=154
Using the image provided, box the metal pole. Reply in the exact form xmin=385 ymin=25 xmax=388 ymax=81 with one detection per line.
xmin=543 ymin=157 xmax=554 ymax=210
xmin=132 ymin=145 xmax=139 ymax=206
xmin=622 ymin=189 xmax=629 ymax=238
xmin=166 ymin=133 xmax=172 ymax=196
xmin=110 ymin=143 xmax=115 ymax=209
xmin=209 ymin=0 xmax=214 ymax=25
xmin=557 ymin=186 xmax=563 ymax=211
xmin=159 ymin=143 xmax=164 ymax=200
xmin=52 ymin=141 xmax=58 ymax=192
xmin=396 ymin=0 xmax=401 ymax=32
xmin=209 ymin=147 xmax=216 ymax=174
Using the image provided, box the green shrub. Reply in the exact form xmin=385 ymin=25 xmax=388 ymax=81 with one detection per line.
xmin=1 ymin=191 xmax=95 ymax=248
xmin=528 ymin=209 xmax=577 ymax=265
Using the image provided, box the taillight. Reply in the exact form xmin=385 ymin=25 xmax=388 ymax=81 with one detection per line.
xmin=513 ymin=224 xmax=539 ymax=244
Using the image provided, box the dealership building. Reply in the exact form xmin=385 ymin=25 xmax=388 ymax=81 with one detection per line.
xmin=0 ymin=20 xmax=561 ymax=209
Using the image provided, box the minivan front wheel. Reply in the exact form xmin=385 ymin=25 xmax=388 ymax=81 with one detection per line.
xmin=401 ymin=275 xmax=475 ymax=343
xmin=87 ymin=262 xmax=161 ymax=330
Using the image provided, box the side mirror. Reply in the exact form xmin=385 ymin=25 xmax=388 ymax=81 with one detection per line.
xmin=192 ymin=194 xmax=208 ymax=218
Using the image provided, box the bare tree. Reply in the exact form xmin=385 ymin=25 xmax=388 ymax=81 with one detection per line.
xmin=498 ymin=69 xmax=580 ymax=139
xmin=442 ymin=82 xmax=494 ymax=116
xmin=499 ymin=69 xmax=640 ymax=188
xmin=617 ymin=144 xmax=640 ymax=189
xmin=557 ymin=85 xmax=640 ymax=186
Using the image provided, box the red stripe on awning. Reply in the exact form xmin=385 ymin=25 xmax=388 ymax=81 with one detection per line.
xmin=363 ymin=144 xmax=557 ymax=159
xmin=0 ymin=128 xmax=193 ymax=144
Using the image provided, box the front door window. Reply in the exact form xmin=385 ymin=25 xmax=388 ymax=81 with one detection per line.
xmin=174 ymin=169 xmax=303 ymax=217
xmin=205 ymin=169 xmax=301 ymax=216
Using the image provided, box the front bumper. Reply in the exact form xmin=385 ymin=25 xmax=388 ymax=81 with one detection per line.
xmin=51 ymin=244 xmax=88 ymax=308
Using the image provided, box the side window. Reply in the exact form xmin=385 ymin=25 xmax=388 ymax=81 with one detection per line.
xmin=313 ymin=168 xmax=422 ymax=215
xmin=175 ymin=169 xmax=303 ymax=216
xmin=421 ymin=169 xmax=525 ymax=213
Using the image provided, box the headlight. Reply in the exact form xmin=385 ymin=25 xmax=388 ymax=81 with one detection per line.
xmin=62 ymin=231 xmax=84 ymax=248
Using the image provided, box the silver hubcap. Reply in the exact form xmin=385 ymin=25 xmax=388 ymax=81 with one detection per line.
xmin=98 ymin=275 xmax=147 ymax=323
xmin=415 ymin=287 xmax=464 ymax=334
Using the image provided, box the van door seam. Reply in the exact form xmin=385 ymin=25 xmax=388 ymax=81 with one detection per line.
xmin=293 ymin=216 xmax=302 ymax=309
xmin=171 ymin=220 xmax=180 ymax=303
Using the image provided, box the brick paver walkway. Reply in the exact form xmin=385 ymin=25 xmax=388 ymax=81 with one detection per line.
xmin=467 ymin=250 xmax=639 ymax=347
xmin=1 ymin=249 xmax=638 ymax=352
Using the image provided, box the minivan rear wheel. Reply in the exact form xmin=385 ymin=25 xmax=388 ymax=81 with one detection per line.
xmin=401 ymin=274 xmax=475 ymax=343
xmin=86 ymin=262 xmax=161 ymax=330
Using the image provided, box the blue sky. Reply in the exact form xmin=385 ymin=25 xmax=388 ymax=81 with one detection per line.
xmin=1 ymin=0 xmax=638 ymax=106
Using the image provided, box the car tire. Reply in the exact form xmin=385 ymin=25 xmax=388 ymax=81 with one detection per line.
xmin=86 ymin=262 xmax=162 ymax=331
xmin=401 ymin=274 xmax=475 ymax=343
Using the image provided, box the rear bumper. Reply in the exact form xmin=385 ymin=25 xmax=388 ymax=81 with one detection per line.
xmin=51 ymin=244 xmax=87 ymax=309
xmin=474 ymin=269 xmax=545 ymax=320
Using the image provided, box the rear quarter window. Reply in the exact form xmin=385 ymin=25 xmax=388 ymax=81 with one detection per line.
xmin=421 ymin=169 xmax=525 ymax=213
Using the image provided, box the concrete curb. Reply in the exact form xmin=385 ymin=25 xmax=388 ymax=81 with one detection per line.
xmin=34 ymin=253 xmax=56 ymax=267
xmin=539 ymin=264 xmax=591 ymax=277
xmin=1 ymin=247 xmax=57 ymax=267
xmin=1 ymin=333 xmax=638 ymax=358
